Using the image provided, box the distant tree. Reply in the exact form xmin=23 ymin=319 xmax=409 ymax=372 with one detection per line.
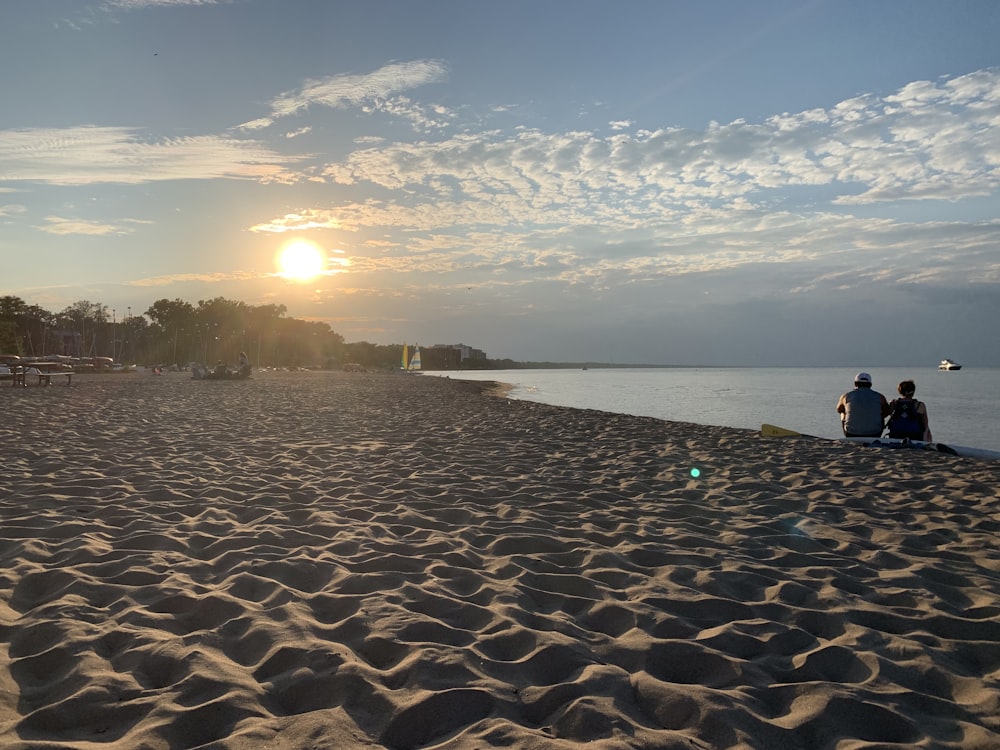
xmin=146 ymin=298 xmax=197 ymax=364
xmin=0 ymin=296 xmax=28 ymax=320
xmin=0 ymin=293 xmax=480 ymax=369
xmin=146 ymin=298 xmax=196 ymax=330
xmin=343 ymin=341 xmax=399 ymax=369
xmin=0 ymin=320 xmax=17 ymax=354
xmin=61 ymin=301 xmax=109 ymax=357
xmin=23 ymin=304 xmax=55 ymax=355
xmin=0 ymin=296 xmax=28 ymax=354
xmin=121 ymin=314 xmax=150 ymax=363
xmin=243 ymin=302 xmax=287 ymax=367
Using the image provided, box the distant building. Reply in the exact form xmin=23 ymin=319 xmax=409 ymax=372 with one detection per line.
xmin=457 ymin=343 xmax=487 ymax=362
xmin=425 ymin=343 xmax=487 ymax=370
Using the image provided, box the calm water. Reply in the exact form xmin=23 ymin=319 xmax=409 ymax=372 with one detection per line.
xmin=429 ymin=367 xmax=1000 ymax=453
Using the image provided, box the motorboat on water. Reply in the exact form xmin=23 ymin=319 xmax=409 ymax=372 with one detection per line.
xmin=939 ymin=359 xmax=961 ymax=370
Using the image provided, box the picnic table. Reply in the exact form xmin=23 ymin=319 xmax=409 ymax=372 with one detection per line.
xmin=1 ymin=362 xmax=73 ymax=386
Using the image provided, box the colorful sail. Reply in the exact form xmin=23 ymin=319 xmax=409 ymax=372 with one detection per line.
xmin=408 ymin=345 xmax=422 ymax=371
xmin=402 ymin=343 xmax=409 ymax=369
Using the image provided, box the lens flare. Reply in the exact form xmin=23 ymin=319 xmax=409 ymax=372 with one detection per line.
xmin=690 ymin=468 xmax=701 ymax=478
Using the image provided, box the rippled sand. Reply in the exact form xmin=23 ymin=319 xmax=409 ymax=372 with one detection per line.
xmin=1 ymin=371 xmax=998 ymax=749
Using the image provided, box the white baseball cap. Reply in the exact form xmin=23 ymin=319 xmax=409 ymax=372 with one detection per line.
xmin=854 ymin=372 xmax=872 ymax=384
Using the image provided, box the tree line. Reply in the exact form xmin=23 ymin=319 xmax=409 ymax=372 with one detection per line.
xmin=0 ymin=295 xmax=423 ymax=370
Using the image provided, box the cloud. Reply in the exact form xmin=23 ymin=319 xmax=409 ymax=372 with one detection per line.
xmin=101 ymin=0 xmax=224 ymax=9
xmin=239 ymin=118 xmax=273 ymax=132
xmin=38 ymin=216 xmax=132 ymax=236
xmin=0 ymin=204 xmax=27 ymax=217
xmin=231 ymin=69 xmax=1000 ymax=316
xmin=130 ymin=270 xmax=261 ymax=286
xmin=239 ymin=60 xmax=449 ymax=130
xmin=249 ymin=211 xmax=343 ymax=234
xmin=0 ymin=127 xmax=305 ymax=186
xmin=320 ymin=69 xmax=1000 ymax=211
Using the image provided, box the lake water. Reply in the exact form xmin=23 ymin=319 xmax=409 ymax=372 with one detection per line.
xmin=428 ymin=367 xmax=1000 ymax=453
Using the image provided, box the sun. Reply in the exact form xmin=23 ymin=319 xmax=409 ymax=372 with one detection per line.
xmin=276 ymin=240 xmax=326 ymax=281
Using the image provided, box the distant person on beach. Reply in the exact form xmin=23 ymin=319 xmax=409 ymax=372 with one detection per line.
xmin=836 ymin=372 xmax=890 ymax=437
xmin=214 ymin=360 xmax=227 ymax=376
xmin=238 ymin=351 xmax=251 ymax=377
xmin=886 ymin=380 xmax=932 ymax=442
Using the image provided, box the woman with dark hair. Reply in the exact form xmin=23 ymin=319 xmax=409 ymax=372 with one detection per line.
xmin=886 ymin=380 xmax=932 ymax=441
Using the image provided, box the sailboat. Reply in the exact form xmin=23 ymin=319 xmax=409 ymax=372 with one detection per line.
xmin=401 ymin=343 xmax=409 ymax=370
xmin=408 ymin=345 xmax=422 ymax=371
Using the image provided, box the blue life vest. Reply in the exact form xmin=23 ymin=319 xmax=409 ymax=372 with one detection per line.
xmin=887 ymin=398 xmax=924 ymax=440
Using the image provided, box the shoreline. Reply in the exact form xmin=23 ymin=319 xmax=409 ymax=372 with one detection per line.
xmin=429 ymin=367 xmax=1000 ymax=455
xmin=2 ymin=371 xmax=999 ymax=748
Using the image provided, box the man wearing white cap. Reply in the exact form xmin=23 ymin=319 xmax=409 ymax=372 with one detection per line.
xmin=836 ymin=372 xmax=890 ymax=437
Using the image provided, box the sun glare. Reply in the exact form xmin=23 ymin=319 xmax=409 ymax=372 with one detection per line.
xmin=276 ymin=240 xmax=326 ymax=281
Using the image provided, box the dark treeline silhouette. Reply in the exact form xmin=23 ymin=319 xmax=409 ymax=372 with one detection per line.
xmin=0 ymin=295 xmax=422 ymax=370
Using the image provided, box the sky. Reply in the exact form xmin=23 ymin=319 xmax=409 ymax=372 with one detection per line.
xmin=2 ymin=0 xmax=999 ymax=367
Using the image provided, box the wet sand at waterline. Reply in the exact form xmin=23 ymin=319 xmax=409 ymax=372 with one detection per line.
xmin=1 ymin=371 xmax=998 ymax=749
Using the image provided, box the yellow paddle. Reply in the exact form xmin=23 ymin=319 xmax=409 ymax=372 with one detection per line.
xmin=760 ymin=424 xmax=808 ymax=438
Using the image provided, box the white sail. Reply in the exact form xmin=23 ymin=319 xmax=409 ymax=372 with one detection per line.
xmin=408 ymin=345 xmax=422 ymax=371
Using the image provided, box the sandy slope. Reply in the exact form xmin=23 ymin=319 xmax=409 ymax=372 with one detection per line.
xmin=1 ymin=371 xmax=998 ymax=749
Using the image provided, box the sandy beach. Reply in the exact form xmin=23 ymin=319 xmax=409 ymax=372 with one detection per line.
xmin=1 ymin=370 xmax=998 ymax=750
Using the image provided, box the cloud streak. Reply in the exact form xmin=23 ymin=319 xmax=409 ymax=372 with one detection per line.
xmin=38 ymin=216 xmax=133 ymax=236
xmin=0 ymin=127 xmax=304 ymax=186
xmin=101 ymin=0 xmax=224 ymax=9
xmin=240 ymin=60 xmax=449 ymax=131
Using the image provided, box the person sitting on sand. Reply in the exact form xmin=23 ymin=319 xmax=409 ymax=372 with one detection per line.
xmin=214 ymin=360 xmax=228 ymax=376
xmin=886 ymin=380 xmax=932 ymax=442
xmin=836 ymin=372 xmax=890 ymax=437
xmin=238 ymin=351 xmax=251 ymax=377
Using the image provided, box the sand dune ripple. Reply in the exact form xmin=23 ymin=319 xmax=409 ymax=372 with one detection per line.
xmin=2 ymin=371 xmax=999 ymax=748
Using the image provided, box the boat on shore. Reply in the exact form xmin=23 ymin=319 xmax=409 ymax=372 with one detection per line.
xmin=192 ymin=363 xmax=251 ymax=380
xmin=939 ymin=359 xmax=961 ymax=370
xmin=401 ymin=343 xmax=422 ymax=372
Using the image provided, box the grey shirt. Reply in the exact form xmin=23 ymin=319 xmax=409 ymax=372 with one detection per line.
xmin=841 ymin=388 xmax=887 ymax=436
